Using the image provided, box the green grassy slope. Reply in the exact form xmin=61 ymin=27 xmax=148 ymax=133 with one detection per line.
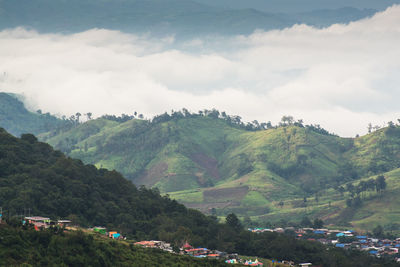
xmin=39 ymin=113 xmax=400 ymax=227
xmin=37 ymin=116 xmax=345 ymax=215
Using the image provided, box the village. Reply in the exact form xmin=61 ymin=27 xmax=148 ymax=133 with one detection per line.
xmin=20 ymin=215 xmax=303 ymax=266
xmin=249 ymin=226 xmax=400 ymax=263
xmin=17 ymin=215 xmax=400 ymax=266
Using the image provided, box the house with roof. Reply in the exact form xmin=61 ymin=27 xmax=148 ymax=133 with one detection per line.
xmin=24 ymin=216 xmax=51 ymax=230
xmin=57 ymin=219 xmax=72 ymax=228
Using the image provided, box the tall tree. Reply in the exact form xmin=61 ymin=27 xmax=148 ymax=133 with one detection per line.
xmin=376 ymin=175 xmax=387 ymax=194
xmin=226 ymin=213 xmax=241 ymax=230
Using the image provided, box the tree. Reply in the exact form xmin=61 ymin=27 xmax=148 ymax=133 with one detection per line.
xmin=367 ymin=123 xmax=372 ymax=133
xmin=281 ymin=115 xmax=294 ymax=126
xmin=75 ymin=112 xmax=81 ymax=123
xmin=210 ymin=208 xmax=217 ymax=216
xmin=376 ymin=175 xmax=387 ymax=194
xmin=21 ymin=133 xmax=38 ymax=144
xmin=346 ymin=183 xmax=355 ymax=197
xmin=313 ymin=218 xmax=324 ymax=229
xmin=278 ymin=201 xmax=284 ymax=208
xmin=353 ymin=196 xmax=362 ymax=207
xmin=373 ymin=225 xmax=384 ymax=238
xmin=300 ymin=216 xmax=312 ymax=227
xmin=226 ymin=213 xmax=241 ymax=230
xmin=297 ymin=154 xmax=308 ymax=166
xmin=86 ymin=112 xmax=92 ymax=120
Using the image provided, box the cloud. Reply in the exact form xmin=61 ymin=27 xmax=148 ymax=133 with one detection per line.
xmin=1 ymin=6 xmax=400 ymax=137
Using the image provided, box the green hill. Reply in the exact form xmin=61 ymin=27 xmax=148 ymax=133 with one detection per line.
xmin=0 ymin=92 xmax=67 ymax=137
xmin=1 ymin=127 xmax=390 ymax=266
xmin=38 ymin=110 xmax=400 ymax=225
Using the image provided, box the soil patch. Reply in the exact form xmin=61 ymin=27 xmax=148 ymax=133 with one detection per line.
xmin=134 ymin=162 xmax=168 ymax=187
xmin=190 ymin=153 xmax=220 ymax=180
xmin=203 ymin=186 xmax=249 ymax=202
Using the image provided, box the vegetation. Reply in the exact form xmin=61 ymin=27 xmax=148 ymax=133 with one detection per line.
xmin=0 ymin=128 xmax=397 ymax=266
xmin=0 ymin=223 xmax=227 ymax=267
xmin=3 ymin=96 xmax=400 ymax=230
xmin=37 ymin=108 xmax=400 ymax=223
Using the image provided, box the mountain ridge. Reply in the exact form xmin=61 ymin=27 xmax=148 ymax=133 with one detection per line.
xmin=2 ymin=93 xmax=400 ymax=230
xmin=0 ymin=0 xmax=379 ymax=38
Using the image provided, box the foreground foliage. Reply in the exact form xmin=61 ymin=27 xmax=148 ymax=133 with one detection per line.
xmin=0 ymin=224 xmax=227 ymax=267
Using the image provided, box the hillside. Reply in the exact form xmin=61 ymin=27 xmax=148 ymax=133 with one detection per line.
xmin=0 ymin=224 xmax=227 ymax=267
xmin=39 ymin=111 xmax=400 ymax=222
xmin=0 ymin=92 xmax=67 ymax=137
xmin=0 ymin=127 xmax=390 ymax=266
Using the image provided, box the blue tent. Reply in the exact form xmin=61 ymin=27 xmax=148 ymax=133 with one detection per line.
xmin=335 ymin=243 xmax=345 ymax=248
xmin=356 ymin=236 xmax=367 ymax=239
xmin=336 ymin=233 xmax=345 ymax=237
xmin=369 ymin=250 xmax=378 ymax=255
xmin=314 ymin=231 xmax=325 ymax=234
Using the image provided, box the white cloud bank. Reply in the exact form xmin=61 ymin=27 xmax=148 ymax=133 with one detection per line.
xmin=1 ymin=6 xmax=400 ymax=136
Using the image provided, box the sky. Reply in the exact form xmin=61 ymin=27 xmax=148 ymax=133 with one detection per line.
xmin=0 ymin=5 xmax=400 ymax=137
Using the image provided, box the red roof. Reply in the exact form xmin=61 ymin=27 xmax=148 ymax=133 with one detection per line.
xmin=183 ymin=242 xmax=192 ymax=249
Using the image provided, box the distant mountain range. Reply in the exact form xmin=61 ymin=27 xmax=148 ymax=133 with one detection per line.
xmin=0 ymin=0 xmax=380 ymax=37
xmin=198 ymin=0 xmax=400 ymax=13
xmin=2 ymin=92 xmax=400 ymax=232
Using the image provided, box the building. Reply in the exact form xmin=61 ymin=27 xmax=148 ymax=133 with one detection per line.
xmin=57 ymin=219 xmax=72 ymax=228
xmin=25 ymin=216 xmax=51 ymax=230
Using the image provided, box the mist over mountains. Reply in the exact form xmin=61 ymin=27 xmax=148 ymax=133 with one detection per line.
xmin=1 ymin=5 xmax=400 ymax=136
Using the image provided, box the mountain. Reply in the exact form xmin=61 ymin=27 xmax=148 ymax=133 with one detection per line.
xmin=0 ymin=92 xmax=67 ymax=137
xmin=37 ymin=110 xmax=400 ymax=218
xmin=197 ymin=0 xmax=399 ymax=13
xmin=38 ymin=110 xmax=400 ymax=229
xmin=2 ymin=94 xmax=400 ymax=230
xmin=1 ymin=127 xmax=389 ymax=266
xmin=0 ymin=0 xmax=378 ymax=38
xmin=292 ymin=7 xmax=377 ymax=27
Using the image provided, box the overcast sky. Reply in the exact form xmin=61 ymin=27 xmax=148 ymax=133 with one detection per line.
xmin=0 ymin=5 xmax=399 ymax=137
